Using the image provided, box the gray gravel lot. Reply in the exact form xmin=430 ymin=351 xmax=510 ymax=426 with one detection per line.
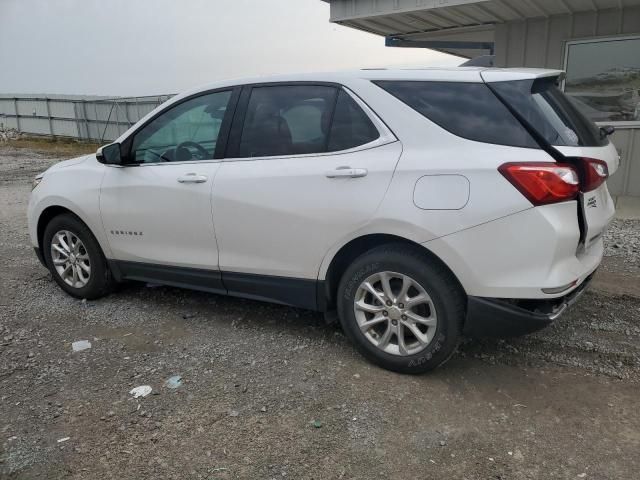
xmin=603 ymin=219 xmax=640 ymax=275
xmin=1 ymin=145 xmax=640 ymax=479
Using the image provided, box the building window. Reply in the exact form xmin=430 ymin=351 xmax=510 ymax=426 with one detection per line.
xmin=564 ymin=36 xmax=640 ymax=124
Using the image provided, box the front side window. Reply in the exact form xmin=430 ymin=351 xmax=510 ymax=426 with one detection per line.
xmin=375 ymin=81 xmax=538 ymax=149
xmin=564 ymin=37 xmax=640 ymax=123
xmin=131 ymin=90 xmax=232 ymax=163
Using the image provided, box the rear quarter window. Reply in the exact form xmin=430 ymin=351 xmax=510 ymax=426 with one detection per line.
xmin=374 ymin=80 xmax=539 ymax=149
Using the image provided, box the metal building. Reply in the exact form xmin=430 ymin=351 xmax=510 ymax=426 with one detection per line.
xmin=322 ymin=0 xmax=640 ymax=205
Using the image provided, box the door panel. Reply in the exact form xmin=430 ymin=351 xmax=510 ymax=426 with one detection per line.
xmin=212 ymin=141 xmax=402 ymax=279
xmin=99 ymin=89 xmax=236 ymax=270
xmin=100 ymin=162 xmax=221 ymax=268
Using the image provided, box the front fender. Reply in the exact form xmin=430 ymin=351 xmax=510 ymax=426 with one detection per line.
xmin=27 ymin=158 xmax=110 ymax=258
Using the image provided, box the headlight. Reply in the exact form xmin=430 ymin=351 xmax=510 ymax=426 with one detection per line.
xmin=32 ymin=176 xmax=43 ymax=190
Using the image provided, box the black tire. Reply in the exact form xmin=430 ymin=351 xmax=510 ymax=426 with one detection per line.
xmin=42 ymin=213 xmax=114 ymax=300
xmin=337 ymin=243 xmax=466 ymax=374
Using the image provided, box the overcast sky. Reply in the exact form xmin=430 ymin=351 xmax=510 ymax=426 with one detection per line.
xmin=0 ymin=0 xmax=460 ymax=96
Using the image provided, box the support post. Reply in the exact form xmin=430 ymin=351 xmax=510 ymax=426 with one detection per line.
xmin=101 ymin=102 xmax=115 ymax=143
xmin=13 ymin=98 xmax=20 ymax=132
xmin=93 ymin=103 xmax=99 ymax=142
xmin=82 ymin=101 xmax=90 ymax=141
xmin=45 ymin=98 xmax=54 ymax=137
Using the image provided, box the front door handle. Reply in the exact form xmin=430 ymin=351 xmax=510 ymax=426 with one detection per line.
xmin=177 ymin=173 xmax=208 ymax=184
xmin=325 ymin=166 xmax=368 ymax=179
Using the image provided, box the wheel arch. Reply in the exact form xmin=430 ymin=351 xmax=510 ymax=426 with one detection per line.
xmin=36 ymin=206 xmax=108 ymax=262
xmin=320 ymin=233 xmax=466 ymax=311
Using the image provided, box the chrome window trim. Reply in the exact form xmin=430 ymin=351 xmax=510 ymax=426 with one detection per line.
xmin=105 ymin=158 xmax=223 ymax=168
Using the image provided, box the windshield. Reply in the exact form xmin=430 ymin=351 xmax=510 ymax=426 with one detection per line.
xmin=490 ymin=77 xmax=608 ymax=147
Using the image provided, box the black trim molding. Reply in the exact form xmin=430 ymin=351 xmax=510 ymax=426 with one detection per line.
xmin=223 ymin=271 xmax=318 ymax=311
xmin=109 ymin=260 xmax=322 ymax=311
xmin=111 ymin=260 xmax=225 ymax=295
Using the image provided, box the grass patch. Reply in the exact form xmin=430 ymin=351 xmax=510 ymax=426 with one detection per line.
xmin=4 ymin=136 xmax=103 ymax=157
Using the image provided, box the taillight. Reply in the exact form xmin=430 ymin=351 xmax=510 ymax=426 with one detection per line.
xmin=579 ymin=157 xmax=609 ymax=192
xmin=499 ymin=162 xmax=579 ymax=206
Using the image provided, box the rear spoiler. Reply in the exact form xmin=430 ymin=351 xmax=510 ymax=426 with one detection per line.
xmin=481 ymin=69 xmax=565 ymax=83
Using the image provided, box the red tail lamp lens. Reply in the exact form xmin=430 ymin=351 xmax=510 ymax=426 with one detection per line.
xmin=580 ymin=158 xmax=609 ymax=192
xmin=499 ymin=162 xmax=580 ymax=206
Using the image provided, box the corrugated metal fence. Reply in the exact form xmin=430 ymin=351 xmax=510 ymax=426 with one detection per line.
xmin=0 ymin=94 xmax=174 ymax=142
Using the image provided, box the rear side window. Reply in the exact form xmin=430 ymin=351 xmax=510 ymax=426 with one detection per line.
xmin=237 ymin=85 xmax=381 ymax=158
xmin=374 ymin=80 xmax=538 ymax=148
xmin=327 ymin=90 xmax=379 ymax=151
xmin=490 ymin=78 xmax=608 ymax=147
xmin=238 ymin=85 xmax=336 ymax=158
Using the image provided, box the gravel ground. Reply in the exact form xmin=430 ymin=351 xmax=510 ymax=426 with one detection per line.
xmin=602 ymin=219 xmax=640 ymax=275
xmin=1 ymin=146 xmax=640 ymax=479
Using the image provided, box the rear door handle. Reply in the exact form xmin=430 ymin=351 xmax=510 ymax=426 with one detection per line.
xmin=177 ymin=173 xmax=208 ymax=184
xmin=325 ymin=166 xmax=368 ymax=179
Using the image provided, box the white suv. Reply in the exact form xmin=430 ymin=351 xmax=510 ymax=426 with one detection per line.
xmin=28 ymin=68 xmax=619 ymax=373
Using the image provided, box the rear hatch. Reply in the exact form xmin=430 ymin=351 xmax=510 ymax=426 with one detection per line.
xmin=481 ymin=70 xmax=620 ymax=250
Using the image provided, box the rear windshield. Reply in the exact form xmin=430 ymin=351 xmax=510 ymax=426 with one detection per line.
xmin=374 ymin=80 xmax=539 ymax=149
xmin=490 ymin=77 xmax=608 ymax=147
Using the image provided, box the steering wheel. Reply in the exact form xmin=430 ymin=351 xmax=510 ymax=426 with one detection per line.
xmin=174 ymin=141 xmax=209 ymax=161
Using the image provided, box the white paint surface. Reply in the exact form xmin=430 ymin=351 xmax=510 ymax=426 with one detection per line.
xmin=28 ymin=68 xmax=616 ymax=300
xmin=413 ymin=175 xmax=470 ymax=210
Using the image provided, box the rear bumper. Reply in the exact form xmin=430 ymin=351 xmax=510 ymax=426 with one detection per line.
xmin=424 ymin=201 xmax=607 ymax=299
xmin=463 ymin=273 xmax=593 ymax=337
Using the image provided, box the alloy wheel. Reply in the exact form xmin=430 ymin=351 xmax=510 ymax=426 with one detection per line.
xmin=50 ymin=230 xmax=91 ymax=288
xmin=353 ymin=271 xmax=438 ymax=356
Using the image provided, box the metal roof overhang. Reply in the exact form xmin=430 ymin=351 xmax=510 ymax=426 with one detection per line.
xmin=324 ymin=0 xmax=640 ymax=58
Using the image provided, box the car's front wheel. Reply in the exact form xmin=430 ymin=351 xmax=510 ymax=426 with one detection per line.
xmin=337 ymin=244 xmax=465 ymax=374
xmin=43 ymin=213 xmax=113 ymax=299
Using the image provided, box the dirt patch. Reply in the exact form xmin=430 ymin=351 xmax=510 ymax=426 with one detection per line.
xmin=1 ymin=146 xmax=639 ymax=479
xmin=3 ymin=136 xmax=102 ymax=159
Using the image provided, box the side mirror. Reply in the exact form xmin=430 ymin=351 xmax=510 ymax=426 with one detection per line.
xmin=96 ymin=143 xmax=123 ymax=165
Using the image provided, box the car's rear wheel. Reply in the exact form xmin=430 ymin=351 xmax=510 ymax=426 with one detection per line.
xmin=43 ymin=214 xmax=113 ymax=299
xmin=337 ymin=244 xmax=465 ymax=374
